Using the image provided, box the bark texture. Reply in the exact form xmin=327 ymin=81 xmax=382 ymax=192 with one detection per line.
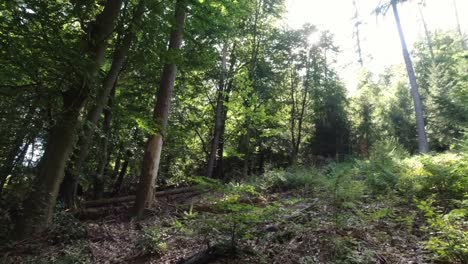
xmin=392 ymin=1 xmax=429 ymax=153
xmin=133 ymin=0 xmax=186 ymax=217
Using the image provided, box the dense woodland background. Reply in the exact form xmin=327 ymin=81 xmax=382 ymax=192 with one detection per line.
xmin=0 ymin=0 xmax=467 ymax=263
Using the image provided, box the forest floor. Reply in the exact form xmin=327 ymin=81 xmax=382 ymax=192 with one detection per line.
xmin=2 ymin=182 xmax=435 ymax=264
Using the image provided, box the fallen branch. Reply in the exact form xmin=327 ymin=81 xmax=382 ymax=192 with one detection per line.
xmin=83 ymin=186 xmax=198 ymax=208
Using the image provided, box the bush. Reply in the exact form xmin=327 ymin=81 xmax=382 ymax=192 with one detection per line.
xmin=48 ymin=205 xmax=87 ymax=245
xmin=137 ymin=227 xmax=168 ymax=255
xmin=325 ymin=162 xmax=365 ymax=208
xmin=259 ymin=167 xmax=320 ymax=192
xmin=399 ymin=153 xmax=468 ymax=201
xmin=361 ymin=138 xmax=408 ymax=193
xmin=418 ymin=198 xmax=468 ymax=263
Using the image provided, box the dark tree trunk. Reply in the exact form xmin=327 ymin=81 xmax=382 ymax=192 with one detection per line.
xmin=0 ymin=103 xmax=38 ymax=196
xmin=94 ymin=83 xmax=117 ymax=199
xmin=214 ymin=47 xmax=237 ymax=180
xmin=15 ymin=0 xmax=122 ymax=239
xmin=62 ymin=1 xmax=145 ymax=207
xmin=206 ymin=44 xmax=228 ymax=178
xmin=112 ymin=152 xmax=122 ymax=180
xmin=113 ymin=150 xmax=131 ymax=196
xmin=392 ymin=1 xmax=429 ymax=153
xmin=214 ymin=92 xmax=230 ymax=180
xmin=134 ymin=0 xmax=186 ymax=217
xmin=0 ymin=134 xmax=26 ymax=196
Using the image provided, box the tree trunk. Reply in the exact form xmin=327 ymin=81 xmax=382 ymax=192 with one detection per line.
xmin=14 ymin=0 xmax=122 ymax=239
xmin=353 ymin=0 xmax=364 ymax=67
xmin=214 ymin=47 xmax=237 ymax=180
xmin=133 ymin=0 xmax=186 ymax=217
xmin=206 ymin=44 xmax=228 ymax=178
xmin=452 ymin=0 xmax=466 ymax=49
xmin=417 ymin=3 xmax=434 ymax=61
xmin=0 ymin=134 xmax=26 ymax=196
xmin=62 ymin=1 xmax=145 ymax=207
xmin=94 ymin=83 xmax=116 ymax=199
xmin=113 ymin=149 xmax=131 ymax=195
xmin=214 ymin=90 xmax=230 ymax=180
xmin=0 ymin=102 xmax=38 ymax=196
xmin=392 ymin=1 xmax=429 ymax=153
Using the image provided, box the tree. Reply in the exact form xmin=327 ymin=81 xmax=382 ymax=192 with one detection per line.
xmin=61 ymin=0 xmax=146 ymax=208
xmin=15 ymin=0 xmax=123 ymax=238
xmin=134 ymin=0 xmax=187 ymax=217
xmin=376 ymin=0 xmax=429 ymax=153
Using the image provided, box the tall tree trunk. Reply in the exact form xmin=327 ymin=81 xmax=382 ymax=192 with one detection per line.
xmin=452 ymin=0 xmax=466 ymax=49
xmin=417 ymin=2 xmax=434 ymax=61
xmin=0 ymin=134 xmax=27 ymax=196
xmin=0 ymin=102 xmax=38 ymax=196
xmin=289 ymin=63 xmax=298 ymax=165
xmin=353 ymin=0 xmax=364 ymax=67
xmin=206 ymin=44 xmax=228 ymax=178
xmin=113 ymin=149 xmax=131 ymax=196
xmin=94 ymin=83 xmax=116 ymax=199
xmin=62 ymin=1 xmax=145 ymax=208
xmin=391 ymin=1 xmax=429 ymax=153
xmin=112 ymin=151 xmax=122 ymax=180
xmin=133 ymin=0 xmax=186 ymax=217
xmin=15 ymin=0 xmax=122 ymax=239
xmin=214 ymin=81 xmax=232 ymax=180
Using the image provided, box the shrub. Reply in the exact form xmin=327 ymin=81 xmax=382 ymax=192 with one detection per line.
xmin=48 ymin=205 xmax=87 ymax=245
xmin=418 ymin=198 xmax=468 ymax=263
xmin=399 ymin=153 xmax=468 ymax=201
xmin=259 ymin=167 xmax=320 ymax=192
xmin=325 ymin=162 xmax=365 ymax=208
xmin=137 ymin=227 xmax=168 ymax=255
xmin=361 ymin=138 xmax=408 ymax=193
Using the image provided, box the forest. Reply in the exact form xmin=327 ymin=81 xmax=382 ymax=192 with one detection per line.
xmin=0 ymin=0 xmax=467 ymax=263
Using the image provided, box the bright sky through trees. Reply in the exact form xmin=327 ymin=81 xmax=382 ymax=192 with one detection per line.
xmin=285 ymin=0 xmax=468 ymax=92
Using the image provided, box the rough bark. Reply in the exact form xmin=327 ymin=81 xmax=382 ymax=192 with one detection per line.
xmin=62 ymin=0 xmax=146 ymax=207
xmin=206 ymin=44 xmax=228 ymax=178
xmin=392 ymin=1 xmax=429 ymax=153
xmin=134 ymin=0 xmax=186 ymax=217
xmin=15 ymin=0 xmax=122 ymax=239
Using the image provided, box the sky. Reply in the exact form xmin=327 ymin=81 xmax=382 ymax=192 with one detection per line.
xmin=283 ymin=0 xmax=468 ymax=92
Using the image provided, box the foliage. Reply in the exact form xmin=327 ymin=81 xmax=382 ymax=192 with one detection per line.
xmin=360 ymin=138 xmax=408 ymax=193
xmin=399 ymin=152 xmax=468 ymax=201
xmin=325 ymin=162 xmax=365 ymax=208
xmin=257 ymin=167 xmax=320 ymax=192
xmin=174 ymin=183 xmax=282 ymax=250
xmin=137 ymin=227 xmax=168 ymax=255
xmin=418 ymin=199 xmax=468 ymax=263
xmin=48 ymin=205 xmax=87 ymax=245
